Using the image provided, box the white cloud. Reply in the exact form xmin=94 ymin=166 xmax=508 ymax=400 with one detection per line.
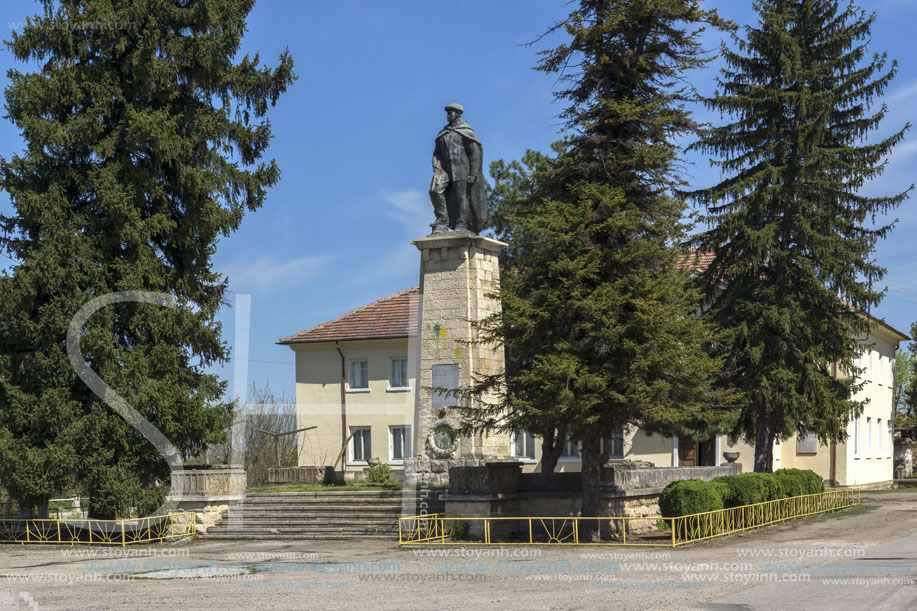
xmin=382 ymin=188 xmax=431 ymax=235
xmin=223 ymin=254 xmax=330 ymax=295
xmin=341 ymin=242 xmax=418 ymax=288
xmin=884 ymin=79 xmax=917 ymax=106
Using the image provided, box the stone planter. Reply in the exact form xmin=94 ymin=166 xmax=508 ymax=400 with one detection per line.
xmin=168 ymin=465 xmax=246 ymax=511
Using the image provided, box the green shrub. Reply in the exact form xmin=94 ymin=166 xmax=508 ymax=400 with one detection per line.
xmin=710 ymin=480 xmax=731 ymax=503
xmin=713 ymin=473 xmax=783 ymax=508
xmin=659 ymin=479 xmax=724 ymax=517
xmin=366 ymin=463 xmax=397 ymax=487
xmin=773 ymin=468 xmax=823 ymax=497
xmin=452 ymin=520 xmax=470 ymax=540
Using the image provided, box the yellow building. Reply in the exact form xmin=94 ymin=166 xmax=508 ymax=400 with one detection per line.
xmin=280 ymin=286 xmax=907 ymax=486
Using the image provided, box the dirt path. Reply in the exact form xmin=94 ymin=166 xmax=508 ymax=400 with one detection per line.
xmin=0 ymin=490 xmax=914 ymax=610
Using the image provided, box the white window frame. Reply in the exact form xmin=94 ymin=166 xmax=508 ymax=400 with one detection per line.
xmin=888 ymin=421 xmax=893 ymax=459
xmin=348 ymin=426 xmax=371 ymax=465
xmin=511 ymin=430 xmax=537 ymax=462
xmin=387 ymin=357 xmax=411 ymax=391
xmin=388 ymin=425 xmax=410 ymax=464
xmin=854 ymin=416 xmax=861 ymax=458
xmin=878 ymin=355 xmax=884 ymax=386
xmin=866 ymin=417 xmax=872 ymax=459
xmin=877 ymin=418 xmax=883 ymax=459
xmin=774 ymin=436 xmax=781 ymax=461
xmin=346 ymin=358 xmax=370 ymax=392
xmin=868 ymin=350 xmax=874 ymax=382
xmin=889 ymin=356 xmax=895 ymax=387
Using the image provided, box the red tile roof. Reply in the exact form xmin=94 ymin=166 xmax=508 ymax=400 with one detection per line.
xmin=682 ymin=250 xmax=715 ymax=273
xmin=278 ymin=286 xmax=419 ymax=345
xmin=681 ymin=250 xmax=909 ymax=341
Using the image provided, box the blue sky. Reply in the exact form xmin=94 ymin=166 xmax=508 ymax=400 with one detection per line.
xmin=2 ymin=0 xmax=917 ymax=404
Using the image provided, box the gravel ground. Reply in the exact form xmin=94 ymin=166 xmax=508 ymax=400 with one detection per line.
xmin=0 ymin=490 xmax=914 ymax=611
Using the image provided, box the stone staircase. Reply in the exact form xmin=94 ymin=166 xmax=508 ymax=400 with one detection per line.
xmin=201 ymin=490 xmax=445 ymax=540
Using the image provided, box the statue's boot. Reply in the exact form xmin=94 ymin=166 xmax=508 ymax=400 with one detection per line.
xmin=429 ymin=189 xmax=450 ymax=233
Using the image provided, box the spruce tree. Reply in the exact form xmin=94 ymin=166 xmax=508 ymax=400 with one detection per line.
xmin=466 ymin=146 xmax=575 ymax=473
xmin=0 ymin=0 xmax=294 ymax=517
xmin=688 ymin=0 xmax=910 ymax=472
xmin=466 ymin=0 xmax=732 ymax=527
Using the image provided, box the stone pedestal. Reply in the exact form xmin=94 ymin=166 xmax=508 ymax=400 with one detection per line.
xmin=410 ymin=233 xmax=511 ymax=470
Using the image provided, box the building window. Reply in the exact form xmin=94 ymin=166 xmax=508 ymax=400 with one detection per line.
xmin=888 ymin=421 xmax=893 ymax=459
xmin=774 ymin=436 xmax=781 ymax=461
xmin=603 ymin=427 xmax=625 ymax=459
xmin=866 ymin=417 xmax=872 ymax=458
xmin=889 ymin=357 xmax=895 ymax=387
xmin=854 ymin=416 xmax=861 ymax=458
xmin=796 ymin=432 xmax=818 ymax=455
xmin=389 ymin=358 xmax=409 ymax=389
xmin=389 ymin=426 xmax=410 ymax=462
xmin=512 ymin=430 xmax=536 ymax=460
xmin=877 ymin=418 xmax=883 ymax=459
xmin=868 ymin=351 xmax=874 ymax=382
xmin=348 ymin=359 xmax=369 ymax=390
xmin=350 ymin=426 xmax=371 ymax=462
xmin=561 ymin=436 xmax=580 ymax=459
xmin=878 ymin=355 xmax=884 ymax=386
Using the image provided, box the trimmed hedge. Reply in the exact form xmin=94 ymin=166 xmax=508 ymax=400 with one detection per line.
xmin=713 ymin=473 xmax=783 ymax=508
xmin=659 ymin=479 xmax=724 ymax=517
xmin=773 ymin=468 xmax=824 ymax=497
xmin=660 ymin=469 xmax=827 ymax=518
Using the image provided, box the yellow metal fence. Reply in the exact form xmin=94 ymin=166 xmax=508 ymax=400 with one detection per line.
xmin=399 ymin=488 xmax=859 ymax=547
xmin=0 ymin=513 xmax=196 ymax=546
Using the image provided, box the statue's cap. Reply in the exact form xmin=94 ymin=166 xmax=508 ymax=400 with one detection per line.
xmin=444 ymin=103 xmax=464 ymax=113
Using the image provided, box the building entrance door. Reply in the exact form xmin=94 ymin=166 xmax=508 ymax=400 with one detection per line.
xmin=677 ymin=437 xmax=698 ymax=466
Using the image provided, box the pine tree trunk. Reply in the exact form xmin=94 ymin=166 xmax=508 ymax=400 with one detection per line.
xmin=754 ymin=405 xmax=775 ymax=473
xmin=579 ymin=427 xmax=603 ymax=542
xmin=539 ymin=429 xmax=565 ymax=474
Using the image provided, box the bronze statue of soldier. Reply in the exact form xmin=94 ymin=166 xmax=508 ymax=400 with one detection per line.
xmin=429 ymin=103 xmax=487 ymax=234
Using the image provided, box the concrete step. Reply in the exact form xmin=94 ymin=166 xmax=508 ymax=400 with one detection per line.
xmin=201 ymin=533 xmax=395 ymax=541
xmin=204 ymin=525 xmax=399 ymax=535
xmin=225 ymin=510 xmax=404 ymax=517
xmin=235 ymin=501 xmax=404 ymax=511
xmin=196 ymin=490 xmax=443 ymax=541
xmin=213 ymin=518 xmax=398 ymax=527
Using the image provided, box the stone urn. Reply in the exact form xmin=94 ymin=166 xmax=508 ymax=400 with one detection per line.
xmin=722 ymin=452 xmax=740 ymax=464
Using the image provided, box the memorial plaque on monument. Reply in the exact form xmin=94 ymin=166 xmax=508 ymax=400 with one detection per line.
xmin=431 ymin=363 xmax=459 ymax=410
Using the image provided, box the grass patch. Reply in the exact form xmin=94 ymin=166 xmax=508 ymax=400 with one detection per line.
xmin=859 ymin=487 xmax=917 ymax=495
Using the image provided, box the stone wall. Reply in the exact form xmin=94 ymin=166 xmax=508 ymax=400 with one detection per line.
xmin=268 ymin=466 xmax=325 ymax=485
xmin=444 ymin=461 xmax=743 ymax=536
xmin=601 ymin=464 xmax=741 ymax=491
xmin=168 ymin=465 xmax=246 ymax=511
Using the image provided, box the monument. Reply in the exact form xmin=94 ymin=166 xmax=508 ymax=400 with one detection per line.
xmin=429 ymin=103 xmax=487 ymax=234
xmin=406 ymin=104 xmax=511 ymax=485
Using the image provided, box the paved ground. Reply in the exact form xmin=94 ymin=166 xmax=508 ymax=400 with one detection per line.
xmin=0 ymin=490 xmax=914 ymax=610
